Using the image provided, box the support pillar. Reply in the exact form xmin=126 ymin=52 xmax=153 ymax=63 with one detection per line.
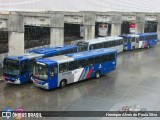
xmin=50 ymin=13 xmax=64 ymax=46
xmin=83 ymin=13 xmax=95 ymax=40
xmin=157 ymin=14 xmax=160 ymax=40
xmin=83 ymin=25 xmax=95 ymax=40
xmin=8 ymin=32 xmax=24 ymax=55
xmin=111 ymin=14 xmax=122 ymax=36
xmin=136 ymin=14 xmax=145 ymax=34
xmin=111 ymin=24 xmax=121 ymax=36
xmin=8 ymin=13 xmax=24 ymax=56
xmin=50 ymin=27 xmax=64 ymax=46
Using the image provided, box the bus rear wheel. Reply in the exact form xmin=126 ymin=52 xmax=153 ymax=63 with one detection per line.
xmin=60 ymin=79 xmax=67 ymax=88
xmin=95 ymin=71 xmax=101 ymax=79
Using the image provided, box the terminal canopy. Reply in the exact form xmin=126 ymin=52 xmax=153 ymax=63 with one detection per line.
xmin=0 ymin=0 xmax=159 ymax=12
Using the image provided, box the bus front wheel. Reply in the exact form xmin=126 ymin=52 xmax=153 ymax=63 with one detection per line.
xmin=60 ymin=79 xmax=67 ymax=88
xmin=95 ymin=71 xmax=101 ymax=79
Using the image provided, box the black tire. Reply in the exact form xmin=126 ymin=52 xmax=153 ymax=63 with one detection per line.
xmin=29 ymin=75 xmax=33 ymax=83
xmin=60 ymin=80 xmax=67 ymax=88
xmin=95 ymin=71 xmax=101 ymax=79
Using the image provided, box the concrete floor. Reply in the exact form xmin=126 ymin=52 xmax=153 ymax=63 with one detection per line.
xmin=1 ymin=46 xmax=160 ymax=120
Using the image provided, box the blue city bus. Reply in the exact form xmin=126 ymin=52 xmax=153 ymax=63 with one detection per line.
xmin=29 ymin=45 xmax=77 ymax=57
xmin=32 ymin=48 xmax=117 ymax=90
xmin=120 ymin=34 xmax=140 ymax=51
xmin=120 ymin=33 xmax=158 ymax=50
xmin=138 ymin=33 xmax=158 ymax=48
xmin=3 ymin=45 xmax=78 ymax=84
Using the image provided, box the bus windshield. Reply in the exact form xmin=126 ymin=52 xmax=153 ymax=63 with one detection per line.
xmin=123 ymin=38 xmax=128 ymax=43
xmin=3 ymin=59 xmax=20 ymax=76
xmin=77 ymin=42 xmax=88 ymax=52
xmin=33 ymin=63 xmax=48 ymax=80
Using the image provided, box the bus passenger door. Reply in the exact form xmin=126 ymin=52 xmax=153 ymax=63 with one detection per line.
xmin=50 ymin=65 xmax=58 ymax=88
xmin=20 ymin=60 xmax=29 ymax=83
xmin=131 ymin=37 xmax=136 ymax=50
xmin=135 ymin=37 xmax=139 ymax=49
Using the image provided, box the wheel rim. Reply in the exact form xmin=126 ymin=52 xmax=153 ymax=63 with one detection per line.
xmin=61 ymin=81 xmax=65 ymax=87
xmin=96 ymin=72 xmax=100 ymax=78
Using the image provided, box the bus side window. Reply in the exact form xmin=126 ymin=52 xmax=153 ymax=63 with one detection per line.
xmin=50 ymin=65 xmax=58 ymax=78
xmin=77 ymin=59 xmax=86 ymax=68
xmin=94 ymin=44 xmax=98 ymax=49
xmin=56 ymin=51 xmax=61 ymax=55
xmin=108 ymin=41 xmax=111 ymax=47
xmin=59 ymin=63 xmax=68 ymax=73
xmin=72 ymin=48 xmax=77 ymax=53
xmin=94 ymin=56 xmax=102 ymax=64
xmin=21 ymin=60 xmax=28 ymax=75
xmin=136 ymin=38 xmax=139 ymax=42
xmin=89 ymin=45 xmax=94 ymax=50
xmin=69 ymin=61 xmax=77 ymax=71
xmin=102 ymin=54 xmax=109 ymax=62
xmin=117 ymin=40 xmax=120 ymax=46
xmin=132 ymin=37 xmax=135 ymax=42
xmin=109 ymin=53 xmax=115 ymax=61
xmin=87 ymin=57 xmax=94 ymax=66
xmin=120 ymin=39 xmax=123 ymax=44
xmin=100 ymin=43 xmax=104 ymax=48
xmin=30 ymin=59 xmax=35 ymax=71
xmin=104 ymin=42 xmax=108 ymax=48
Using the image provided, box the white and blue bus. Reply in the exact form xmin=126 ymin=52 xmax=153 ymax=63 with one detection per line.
xmin=120 ymin=33 xmax=158 ymax=50
xmin=120 ymin=34 xmax=140 ymax=50
xmin=3 ymin=45 xmax=77 ymax=84
xmin=138 ymin=32 xmax=158 ymax=48
xmin=32 ymin=48 xmax=117 ymax=90
xmin=76 ymin=36 xmax=123 ymax=53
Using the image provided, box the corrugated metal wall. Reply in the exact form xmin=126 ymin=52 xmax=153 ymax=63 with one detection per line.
xmin=0 ymin=0 xmax=159 ymax=12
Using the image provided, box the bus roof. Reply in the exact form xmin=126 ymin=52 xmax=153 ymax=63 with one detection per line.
xmin=36 ymin=48 xmax=117 ymax=66
xmin=120 ymin=34 xmax=139 ymax=38
xmin=82 ymin=36 xmax=123 ymax=44
xmin=29 ymin=45 xmax=77 ymax=55
xmin=5 ymin=53 xmax=44 ymax=61
xmin=138 ymin=32 xmax=157 ymax=36
xmin=36 ymin=55 xmax=73 ymax=65
xmin=67 ymin=48 xmax=117 ymax=60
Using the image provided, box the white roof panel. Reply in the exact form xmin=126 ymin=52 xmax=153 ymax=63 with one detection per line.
xmin=0 ymin=0 xmax=159 ymax=12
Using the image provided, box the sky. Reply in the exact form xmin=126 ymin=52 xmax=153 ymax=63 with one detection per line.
xmin=0 ymin=0 xmax=159 ymax=12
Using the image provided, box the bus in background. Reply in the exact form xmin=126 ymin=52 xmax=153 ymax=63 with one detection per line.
xmin=138 ymin=33 xmax=158 ymax=48
xmin=29 ymin=45 xmax=77 ymax=57
xmin=3 ymin=45 xmax=78 ymax=84
xmin=120 ymin=34 xmax=140 ymax=51
xmin=32 ymin=48 xmax=117 ymax=90
xmin=76 ymin=36 xmax=123 ymax=53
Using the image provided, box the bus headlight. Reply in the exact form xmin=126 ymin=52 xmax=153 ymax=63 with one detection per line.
xmin=43 ymin=83 xmax=49 ymax=89
xmin=14 ymin=78 xmax=21 ymax=84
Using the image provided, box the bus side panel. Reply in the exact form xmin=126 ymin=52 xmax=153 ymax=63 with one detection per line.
xmin=128 ymin=43 xmax=132 ymax=50
xmin=58 ymin=71 xmax=74 ymax=86
xmin=124 ymin=43 xmax=131 ymax=51
xmin=148 ymin=39 xmax=157 ymax=47
xmin=20 ymin=60 xmax=30 ymax=84
xmin=19 ymin=74 xmax=29 ymax=84
xmin=139 ymin=41 xmax=143 ymax=48
xmin=49 ymin=76 xmax=58 ymax=89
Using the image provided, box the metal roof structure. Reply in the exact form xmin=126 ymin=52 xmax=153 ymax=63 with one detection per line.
xmin=0 ymin=0 xmax=159 ymax=12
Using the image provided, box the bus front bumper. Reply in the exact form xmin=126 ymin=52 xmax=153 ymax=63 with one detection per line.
xmin=33 ymin=80 xmax=49 ymax=90
xmin=4 ymin=78 xmax=21 ymax=84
